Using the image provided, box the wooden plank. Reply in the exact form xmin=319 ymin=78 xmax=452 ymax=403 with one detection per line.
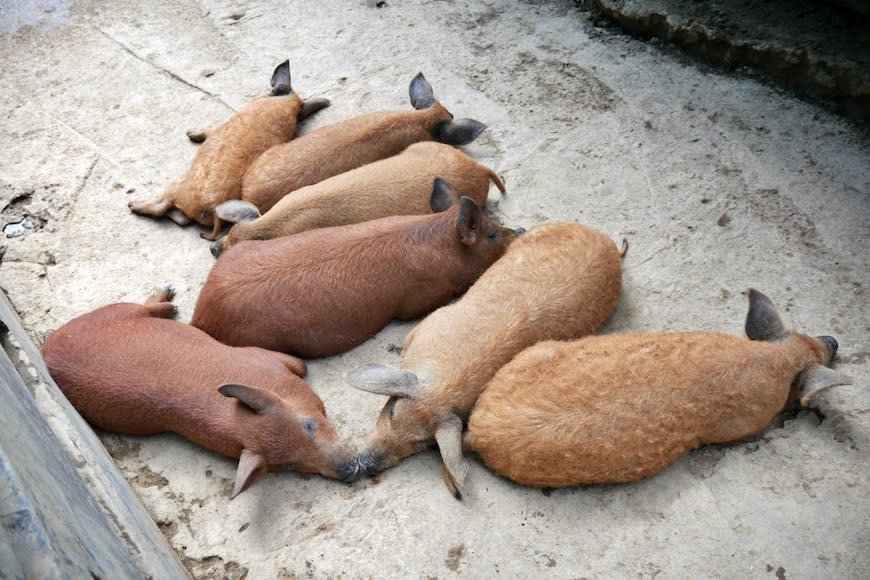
xmin=0 ymin=290 xmax=189 ymax=579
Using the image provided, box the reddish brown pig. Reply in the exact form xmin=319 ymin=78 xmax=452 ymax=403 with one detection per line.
xmin=465 ymin=289 xmax=854 ymax=489
xmin=239 ymin=72 xmax=487 ymax=214
xmin=41 ymin=285 xmax=358 ymax=498
xmin=128 ymin=60 xmax=329 ymax=240
xmin=345 ymin=222 xmax=626 ymax=498
xmin=209 ymin=141 xmax=506 ymax=256
xmin=191 ymin=196 xmax=522 ymax=358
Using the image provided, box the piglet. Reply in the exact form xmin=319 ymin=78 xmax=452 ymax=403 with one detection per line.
xmin=128 ymin=60 xmax=328 ymax=240
xmin=210 ymin=141 xmax=506 ymax=256
xmin=191 ymin=196 xmax=522 ymax=358
xmin=465 ymin=289 xmax=854 ymax=489
xmin=41 ymin=285 xmax=357 ymax=498
xmin=239 ymin=73 xmax=487 ymax=214
xmin=346 ymin=222 xmax=625 ymax=497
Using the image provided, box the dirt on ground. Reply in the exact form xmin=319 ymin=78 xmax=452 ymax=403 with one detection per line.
xmin=1 ymin=1 xmax=868 ymax=578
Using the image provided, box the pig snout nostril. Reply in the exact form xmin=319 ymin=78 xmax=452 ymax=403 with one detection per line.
xmin=338 ymin=455 xmax=371 ymax=482
xmin=817 ymin=335 xmax=838 ymax=361
xmin=337 ymin=460 xmax=360 ymax=482
xmin=348 ymin=451 xmax=380 ymax=478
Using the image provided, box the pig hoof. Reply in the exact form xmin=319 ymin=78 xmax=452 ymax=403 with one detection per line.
xmin=160 ymin=283 xmax=176 ymax=302
xmin=148 ymin=284 xmax=175 ymax=303
xmin=186 ymin=128 xmax=209 ymax=143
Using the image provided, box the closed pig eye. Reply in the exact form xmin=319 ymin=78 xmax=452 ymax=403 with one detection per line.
xmin=302 ymin=417 xmax=318 ymax=438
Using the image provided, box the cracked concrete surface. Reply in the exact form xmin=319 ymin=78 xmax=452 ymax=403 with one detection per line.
xmin=1 ymin=0 xmax=868 ymax=578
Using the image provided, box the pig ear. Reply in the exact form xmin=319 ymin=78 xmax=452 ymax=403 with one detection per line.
xmin=436 ymin=118 xmax=486 ymax=146
xmin=429 ymin=178 xmax=458 ymax=213
xmin=744 ymin=289 xmax=789 ymax=342
xmin=409 ymin=72 xmax=435 ymax=110
xmin=218 ymin=383 xmax=281 ymax=414
xmin=797 ymin=363 xmax=854 ymax=407
xmin=456 ymin=196 xmax=482 ymax=246
xmin=215 ymin=200 xmax=261 ymax=225
xmin=435 ymin=413 xmax=468 ymax=500
xmin=270 ymin=60 xmax=292 ymax=96
xmin=231 ymin=449 xmax=268 ymax=499
xmin=345 ymin=363 xmax=420 ymax=398
xmin=299 ymin=97 xmax=330 ymax=120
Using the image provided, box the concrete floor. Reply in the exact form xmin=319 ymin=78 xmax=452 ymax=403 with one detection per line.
xmin=1 ymin=1 xmax=868 ymax=578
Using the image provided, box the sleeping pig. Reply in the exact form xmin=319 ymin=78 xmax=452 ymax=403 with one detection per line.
xmin=346 ymin=222 xmax=626 ymax=498
xmin=128 ymin=60 xmax=328 ymax=240
xmin=191 ymin=195 xmax=522 ymax=358
xmin=465 ymin=289 xmax=854 ymax=490
xmin=41 ymin=285 xmax=358 ymax=498
xmin=210 ymin=141 xmax=506 ymax=256
xmin=238 ymin=72 xmax=487 ymax=214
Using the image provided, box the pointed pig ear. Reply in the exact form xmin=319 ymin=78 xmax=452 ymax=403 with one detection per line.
xmin=456 ymin=196 xmax=482 ymax=246
xmin=231 ymin=449 xmax=269 ymax=499
xmin=271 ymin=60 xmax=292 ymax=95
xmin=435 ymin=413 xmax=468 ymax=500
xmin=344 ymin=363 xmax=420 ymax=398
xmin=298 ymin=97 xmax=330 ymax=120
xmin=797 ymin=363 xmax=855 ymax=407
xmin=436 ymin=118 xmax=486 ymax=145
xmin=409 ymin=72 xmax=434 ymax=109
xmin=429 ymin=178 xmax=458 ymax=213
xmin=218 ymin=383 xmax=281 ymax=414
xmin=745 ymin=289 xmax=789 ymax=342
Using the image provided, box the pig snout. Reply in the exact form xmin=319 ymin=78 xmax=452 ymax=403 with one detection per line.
xmin=293 ymin=437 xmax=362 ymax=482
xmin=336 ymin=453 xmax=380 ymax=482
xmin=342 ymin=449 xmax=385 ymax=480
xmin=336 ymin=457 xmax=363 ymax=482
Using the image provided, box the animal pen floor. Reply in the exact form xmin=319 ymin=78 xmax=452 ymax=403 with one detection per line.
xmin=1 ymin=1 xmax=868 ymax=578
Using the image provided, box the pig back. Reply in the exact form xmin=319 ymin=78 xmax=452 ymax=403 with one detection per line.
xmin=242 ymin=106 xmax=453 ymax=212
xmin=193 ymin=207 xmax=495 ymax=358
xmin=247 ymin=141 xmax=497 ymax=238
xmin=401 ymin=221 xmax=623 ymax=414
xmin=466 ymin=332 xmax=808 ymax=487
xmin=173 ymin=94 xmax=305 ymax=212
xmin=298 ymin=141 xmax=498 ymax=216
xmin=381 ymin=142 xmax=501 ymax=208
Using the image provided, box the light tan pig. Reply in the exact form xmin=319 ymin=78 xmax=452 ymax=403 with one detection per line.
xmin=346 ymin=222 xmax=626 ymax=498
xmin=465 ymin=289 xmax=854 ymax=489
xmin=209 ymin=141 xmax=506 ymax=256
xmin=239 ymin=73 xmax=487 ymax=214
xmin=128 ymin=61 xmax=328 ymax=240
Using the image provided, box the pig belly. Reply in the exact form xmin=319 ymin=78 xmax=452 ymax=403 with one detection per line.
xmin=467 ymin=402 xmax=700 ymax=488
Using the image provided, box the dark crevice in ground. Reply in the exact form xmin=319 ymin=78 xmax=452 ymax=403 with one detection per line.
xmin=591 ymin=0 xmax=870 ymax=121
